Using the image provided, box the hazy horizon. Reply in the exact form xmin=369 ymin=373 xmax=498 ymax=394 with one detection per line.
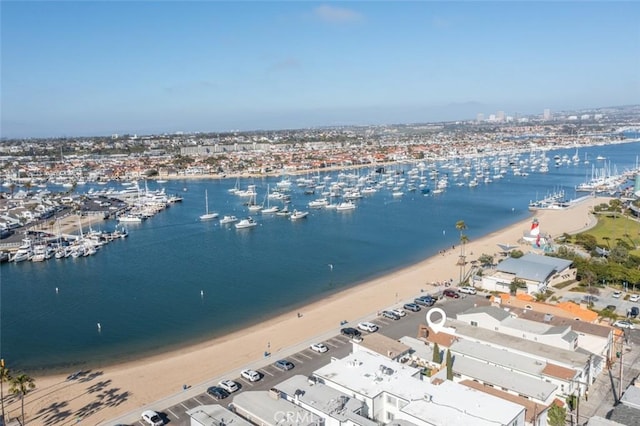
xmin=2 ymin=1 xmax=639 ymax=138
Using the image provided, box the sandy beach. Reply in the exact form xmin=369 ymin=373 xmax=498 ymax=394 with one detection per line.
xmin=6 ymin=195 xmax=604 ymax=425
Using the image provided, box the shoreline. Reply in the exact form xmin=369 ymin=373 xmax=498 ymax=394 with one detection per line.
xmin=8 ymin=195 xmax=603 ymax=425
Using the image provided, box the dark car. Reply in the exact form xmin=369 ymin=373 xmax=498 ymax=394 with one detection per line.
xmin=443 ymin=289 xmax=460 ymax=298
xmin=207 ymin=386 xmax=229 ymax=400
xmin=630 ymin=307 xmax=639 ymax=318
xmin=340 ymin=327 xmax=361 ymax=338
xmin=382 ymin=310 xmax=400 ymax=320
xmin=414 ymin=295 xmax=435 ymax=306
xmin=274 ymin=359 xmax=294 ymax=371
xmin=403 ymin=302 xmax=421 ymax=312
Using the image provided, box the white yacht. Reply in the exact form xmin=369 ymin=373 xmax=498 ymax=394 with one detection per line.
xmin=235 ymin=217 xmax=258 ymax=229
xmin=290 ymin=210 xmax=309 ymax=220
xmin=220 ymin=215 xmax=238 ymax=224
xmin=336 ymin=201 xmax=356 ymax=211
xmin=308 ymin=198 xmax=328 ymax=208
xmin=117 ymin=214 xmax=144 ymax=223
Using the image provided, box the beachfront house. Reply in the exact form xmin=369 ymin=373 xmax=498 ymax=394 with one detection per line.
xmin=312 ymin=351 xmax=526 ymax=426
xmin=187 ymin=404 xmax=253 ymax=426
xmin=447 ymin=317 xmax=595 ymax=397
xmin=352 ymin=332 xmax=412 ymax=362
xmin=480 ymin=253 xmax=574 ymax=295
xmin=232 ymin=390 xmax=322 ymax=426
xmin=275 ymin=375 xmax=376 ymax=426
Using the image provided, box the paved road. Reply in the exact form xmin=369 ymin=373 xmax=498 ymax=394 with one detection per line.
xmin=574 ymin=327 xmax=640 ymax=425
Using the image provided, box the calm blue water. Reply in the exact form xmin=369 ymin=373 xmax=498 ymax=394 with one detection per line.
xmin=2 ymin=141 xmax=639 ymax=372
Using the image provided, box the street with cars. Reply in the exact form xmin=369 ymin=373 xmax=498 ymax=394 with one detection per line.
xmin=110 ymin=288 xmax=638 ymax=426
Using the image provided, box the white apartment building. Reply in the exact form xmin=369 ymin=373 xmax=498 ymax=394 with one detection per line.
xmin=313 ymin=351 xmax=526 ymax=426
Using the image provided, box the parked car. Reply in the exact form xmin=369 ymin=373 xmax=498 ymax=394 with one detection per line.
xmin=141 ymin=410 xmax=163 ymax=426
xmin=241 ymin=369 xmax=261 ymax=382
xmin=340 ymin=327 xmax=361 ymax=338
xmin=358 ymin=322 xmax=379 ymax=332
xmin=443 ymin=289 xmax=460 ymax=298
xmin=403 ymin=302 xmax=421 ymax=312
xmin=207 ymin=386 xmax=230 ymax=400
xmin=382 ymin=310 xmax=400 ymax=320
xmin=613 ymin=320 xmax=635 ymax=329
xmin=414 ymin=295 xmax=435 ymax=306
xmin=274 ymin=359 xmax=294 ymax=371
xmin=310 ymin=343 xmax=328 ymax=353
xmin=391 ymin=308 xmax=406 ymax=317
xmin=459 ymin=286 xmax=477 ymax=295
xmin=612 ymin=290 xmax=622 ymax=298
xmin=218 ymin=380 xmax=239 ymax=393
xmin=629 ymin=294 xmax=640 ymax=302
xmin=629 ymin=307 xmax=639 ymax=318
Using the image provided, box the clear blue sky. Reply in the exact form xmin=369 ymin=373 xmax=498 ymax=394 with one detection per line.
xmin=2 ymin=1 xmax=639 ymax=138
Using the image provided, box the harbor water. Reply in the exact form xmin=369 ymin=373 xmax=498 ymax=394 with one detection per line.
xmin=2 ymin=140 xmax=639 ymax=372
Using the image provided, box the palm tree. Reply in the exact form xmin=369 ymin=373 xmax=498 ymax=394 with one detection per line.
xmin=456 ymin=220 xmax=468 ymax=283
xmin=10 ymin=373 xmax=35 ymax=425
xmin=0 ymin=360 xmax=11 ymax=424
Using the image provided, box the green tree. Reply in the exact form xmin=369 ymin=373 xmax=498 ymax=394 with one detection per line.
xmin=445 ymin=349 xmax=453 ymax=380
xmin=547 ymin=403 xmax=567 ymax=426
xmin=509 ymin=277 xmax=526 ymax=295
xmin=0 ymin=360 xmax=11 ymax=424
xmin=510 ymin=249 xmax=524 ymax=258
xmin=609 ymin=245 xmax=629 ymax=264
xmin=432 ymin=342 xmax=441 ymax=363
xmin=10 ymin=373 xmax=35 ymax=425
xmin=478 ymin=253 xmax=494 ymax=267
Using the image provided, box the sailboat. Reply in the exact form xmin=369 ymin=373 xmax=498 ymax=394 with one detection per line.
xmin=261 ymin=185 xmax=280 ymax=213
xmin=199 ymin=189 xmax=219 ymax=221
xmin=247 ymin=189 xmax=263 ymax=212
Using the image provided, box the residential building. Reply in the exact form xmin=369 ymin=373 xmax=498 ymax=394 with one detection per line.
xmin=480 ymin=253 xmax=574 ymax=294
xmin=313 ymin=350 xmax=526 ymax=426
xmin=187 ymin=404 xmax=253 ymax=426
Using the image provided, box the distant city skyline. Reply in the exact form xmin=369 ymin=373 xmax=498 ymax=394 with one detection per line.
xmin=2 ymin=1 xmax=639 ymax=138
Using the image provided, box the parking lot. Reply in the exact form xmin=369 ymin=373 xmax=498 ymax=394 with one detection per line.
xmin=564 ymin=285 xmax=640 ymax=317
xmin=109 ymin=297 xmax=441 ymax=426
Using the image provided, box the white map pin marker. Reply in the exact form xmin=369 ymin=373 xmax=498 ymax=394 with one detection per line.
xmin=426 ymin=308 xmax=447 ymax=334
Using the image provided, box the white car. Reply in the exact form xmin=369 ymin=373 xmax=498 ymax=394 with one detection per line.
xmin=358 ymin=322 xmax=379 ymax=333
xmin=218 ymin=379 xmax=239 ymax=393
xmin=310 ymin=343 xmax=328 ymax=353
xmin=459 ymin=286 xmax=477 ymax=295
xmin=613 ymin=320 xmax=635 ymax=329
xmin=241 ymin=369 xmax=261 ymax=382
xmin=629 ymin=294 xmax=640 ymax=302
xmin=612 ymin=291 xmax=622 ymax=298
xmin=391 ymin=308 xmax=406 ymax=317
xmin=142 ymin=410 xmax=163 ymax=426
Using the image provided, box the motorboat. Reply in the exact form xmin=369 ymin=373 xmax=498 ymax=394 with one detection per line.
xmin=235 ymin=217 xmax=258 ymax=229
xmin=308 ymin=198 xmax=328 ymax=208
xmin=220 ymin=215 xmax=239 ymax=224
xmin=336 ymin=201 xmax=356 ymax=211
xmin=290 ymin=210 xmax=309 ymax=220
xmin=276 ymin=207 xmax=291 ymax=217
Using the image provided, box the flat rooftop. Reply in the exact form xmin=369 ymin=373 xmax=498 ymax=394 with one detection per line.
xmin=448 ymin=319 xmax=590 ymax=369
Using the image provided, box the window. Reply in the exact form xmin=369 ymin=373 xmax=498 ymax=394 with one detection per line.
xmin=387 ymin=412 xmax=395 ymax=421
xmin=471 ymin=321 xmax=478 ymax=327
xmin=386 ymin=395 xmax=397 ymax=405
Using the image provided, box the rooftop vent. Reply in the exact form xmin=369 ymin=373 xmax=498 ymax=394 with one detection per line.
xmin=544 ymin=313 xmax=554 ymax=322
